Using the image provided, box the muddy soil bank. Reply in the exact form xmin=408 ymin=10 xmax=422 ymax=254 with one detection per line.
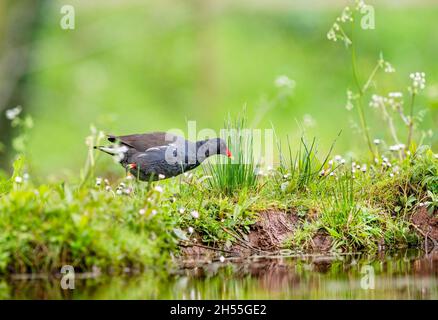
xmin=181 ymin=207 xmax=438 ymax=259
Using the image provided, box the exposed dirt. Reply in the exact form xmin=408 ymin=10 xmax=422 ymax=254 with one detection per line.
xmin=411 ymin=207 xmax=438 ymax=249
xmin=180 ymin=209 xmax=335 ymax=258
xmin=411 ymin=207 xmax=438 ymax=240
xmin=180 ymin=206 xmax=438 ymax=259
xmin=310 ymin=229 xmax=333 ymax=252
xmin=245 ymin=210 xmax=299 ymax=251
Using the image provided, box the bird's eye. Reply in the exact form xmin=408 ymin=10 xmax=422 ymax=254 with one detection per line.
xmin=205 ymin=149 xmax=209 ymax=157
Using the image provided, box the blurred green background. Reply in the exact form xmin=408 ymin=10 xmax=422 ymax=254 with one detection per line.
xmin=1 ymin=0 xmax=437 ymax=178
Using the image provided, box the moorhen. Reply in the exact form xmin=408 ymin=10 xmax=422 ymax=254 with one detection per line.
xmin=95 ymin=132 xmax=232 ymax=181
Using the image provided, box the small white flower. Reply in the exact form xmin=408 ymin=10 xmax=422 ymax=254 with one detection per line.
xmin=408 ymin=72 xmax=426 ymax=93
xmin=191 ymin=210 xmax=199 ymax=219
xmin=389 ymin=173 xmax=394 ymax=178
xmin=328 ymin=160 xmax=333 ymax=166
xmin=5 ymin=106 xmax=22 ymax=120
xmin=188 ymin=227 xmax=194 ymax=234
xmin=219 ymin=256 xmax=225 ymax=263
xmin=388 ymin=92 xmax=403 ymax=98
xmin=23 ymin=173 xmax=30 ymax=181
xmin=123 ymin=188 xmax=132 ymax=195
xmin=125 ymin=174 xmax=134 ymax=180
xmin=14 ymin=176 xmax=23 ymax=183
xmin=275 ymin=75 xmax=295 ymax=89
xmin=178 ymin=207 xmax=186 ymax=214
xmin=373 ymin=139 xmax=381 ymax=145
xmin=334 ymin=155 xmax=342 ymax=162
xmin=154 ymin=185 xmax=163 ymax=193
xmin=384 ymin=62 xmax=395 ymax=73
xmin=151 ymin=209 xmax=157 ymax=216
xmin=361 ymin=165 xmax=367 ymax=173
xmin=116 ymin=189 xmax=123 ymax=195
xmin=95 ymin=177 xmax=102 ymax=186
xmin=255 ymin=168 xmax=264 ymax=176
xmin=340 ymin=159 xmax=346 ymax=165
xmin=158 ymin=174 xmax=166 ymax=180
xmin=139 ymin=208 xmax=146 ymax=215
xmin=389 ymin=144 xmax=405 ymax=152
xmin=319 ymin=170 xmax=325 ymax=177
xmin=105 ymin=186 xmax=112 ymax=192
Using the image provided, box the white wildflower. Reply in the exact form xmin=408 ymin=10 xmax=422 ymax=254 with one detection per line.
xmin=178 ymin=207 xmax=186 ymax=214
xmin=139 ymin=208 xmax=146 ymax=215
xmin=384 ymin=62 xmax=395 ymax=73
xmin=158 ymin=174 xmax=166 ymax=180
xmin=95 ymin=177 xmax=102 ymax=186
xmin=154 ymin=185 xmax=163 ymax=193
xmin=23 ymin=173 xmax=30 ymax=181
xmin=151 ymin=209 xmax=157 ymax=216
xmin=303 ymin=114 xmax=316 ymax=127
xmin=116 ymin=189 xmax=123 ymax=195
xmin=105 ymin=186 xmax=112 ymax=192
xmin=219 ymin=256 xmax=225 ymax=263
xmin=188 ymin=227 xmax=194 ymax=234
xmin=408 ymin=72 xmax=426 ymax=94
xmin=14 ymin=176 xmax=23 ymax=184
xmin=5 ymin=106 xmax=22 ymax=120
xmin=191 ymin=210 xmax=199 ymax=219
xmin=275 ymin=75 xmax=295 ymax=89
xmin=388 ymin=92 xmax=403 ymax=98
xmin=373 ymin=139 xmax=381 ymax=145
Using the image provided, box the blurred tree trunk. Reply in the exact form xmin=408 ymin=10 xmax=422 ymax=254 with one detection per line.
xmin=0 ymin=0 xmax=44 ymax=170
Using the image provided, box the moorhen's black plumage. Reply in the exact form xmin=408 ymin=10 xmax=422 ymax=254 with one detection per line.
xmin=95 ymin=132 xmax=232 ymax=181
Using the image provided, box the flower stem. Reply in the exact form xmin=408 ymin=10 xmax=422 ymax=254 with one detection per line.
xmin=351 ymin=21 xmax=375 ymax=158
xmin=406 ymin=92 xmax=416 ymax=148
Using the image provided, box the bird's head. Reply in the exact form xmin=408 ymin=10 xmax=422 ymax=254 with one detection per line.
xmin=197 ymin=137 xmax=232 ymax=162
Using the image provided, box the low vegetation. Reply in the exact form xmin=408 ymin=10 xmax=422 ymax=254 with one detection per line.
xmin=0 ymin=0 xmax=436 ymax=275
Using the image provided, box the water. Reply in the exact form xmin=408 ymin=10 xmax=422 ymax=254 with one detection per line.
xmin=3 ymin=249 xmax=438 ymax=299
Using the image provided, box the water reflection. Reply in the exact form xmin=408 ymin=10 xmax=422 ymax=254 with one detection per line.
xmin=2 ymin=249 xmax=438 ymax=299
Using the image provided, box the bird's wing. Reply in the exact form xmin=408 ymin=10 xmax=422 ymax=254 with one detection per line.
xmin=107 ymin=132 xmax=182 ymax=152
